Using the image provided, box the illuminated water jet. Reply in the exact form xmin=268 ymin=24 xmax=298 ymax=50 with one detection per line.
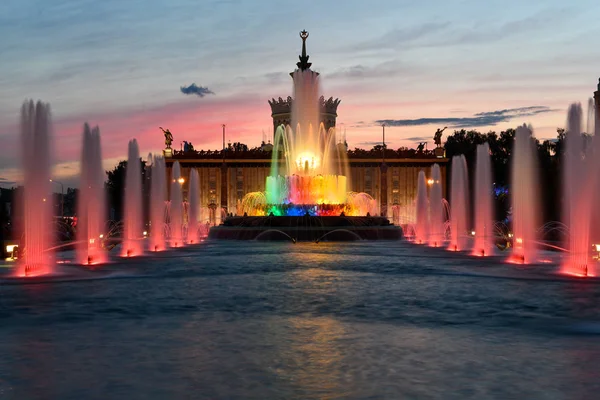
xmin=510 ymin=124 xmax=539 ymax=264
xmin=561 ymin=103 xmax=600 ymax=276
xmin=76 ymin=123 xmax=107 ymax=265
xmin=169 ymin=161 xmax=184 ymax=247
xmin=415 ymin=170 xmax=429 ymax=244
xmin=473 ymin=143 xmax=493 ymax=257
xmin=188 ymin=168 xmax=200 ymax=244
xmin=149 ymin=155 xmax=167 ymax=251
xmin=448 ymin=155 xmax=468 ymax=251
xmin=16 ymin=100 xmax=54 ymax=276
xmin=428 ymin=164 xmax=444 ymax=247
xmin=121 ymin=139 xmax=143 ymax=257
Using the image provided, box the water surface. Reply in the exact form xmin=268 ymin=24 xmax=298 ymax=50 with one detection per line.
xmin=1 ymin=241 xmax=600 ymax=399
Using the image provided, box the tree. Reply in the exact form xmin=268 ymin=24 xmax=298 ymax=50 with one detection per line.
xmin=105 ymin=159 xmax=149 ymax=222
xmin=444 ymin=127 xmax=564 ymax=224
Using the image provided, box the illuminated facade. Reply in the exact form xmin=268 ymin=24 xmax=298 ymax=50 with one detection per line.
xmin=165 ymin=154 xmax=447 ymax=225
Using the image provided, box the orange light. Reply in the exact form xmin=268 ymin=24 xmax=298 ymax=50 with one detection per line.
xmin=178 ymin=177 xmax=185 ymax=184
xmin=427 ymin=178 xmax=434 ymax=185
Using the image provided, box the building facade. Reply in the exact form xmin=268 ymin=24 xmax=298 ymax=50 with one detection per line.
xmin=165 ymin=153 xmax=447 ymax=225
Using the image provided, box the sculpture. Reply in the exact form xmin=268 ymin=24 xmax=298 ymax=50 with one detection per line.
xmin=417 ymin=142 xmax=426 ymax=152
xmin=296 ymin=30 xmax=312 ymax=71
xmin=434 ymin=127 xmax=447 ymax=147
xmin=160 ymin=127 xmax=173 ymax=149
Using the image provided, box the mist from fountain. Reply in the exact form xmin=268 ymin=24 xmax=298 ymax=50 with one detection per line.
xmin=428 ymin=164 xmax=444 ymax=247
xmin=76 ymin=123 xmax=107 ymax=265
xmin=122 ymin=139 xmax=143 ymax=257
xmin=473 ymin=143 xmax=494 ymax=257
xmin=415 ymin=170 xmax=429 ymax=244
xmin=510 ymin=124 xmax=539 ymax=264
xmin=561 ymin=103 xmax=599 ymax=276
xmin=149 ymin=155 xmax=167 ymax=252
xmin=188 ymin=168 xmax=200 ymax=244
xmin=448 ymin=155 xmax=469 ymax=251
xmin=169 ymin=161 xmax=184 ymax=247
xmin=17 ymin=100 xmax=54 ymax=276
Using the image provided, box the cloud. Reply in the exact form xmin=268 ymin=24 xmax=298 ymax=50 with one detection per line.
xmin=350 ymin=8 xmax=574 ymax=53
xmin=404 ymin=136 xmax=431 ymax=142
xmin=180 ymin=83 xmax=215 ymax=97
xmin=325 ymin=59 xmax=424 ymax=81
xmin=376 ymin=106 xmax=557 ymax=128
xmin=356 ymin=141 xmax=384 ymax=146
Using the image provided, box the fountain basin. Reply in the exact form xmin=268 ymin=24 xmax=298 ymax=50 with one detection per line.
xmin=208 ymin=216 xmax=403 ymax=241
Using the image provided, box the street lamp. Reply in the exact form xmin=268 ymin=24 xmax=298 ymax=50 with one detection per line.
xmin=49 ymin=179 xmax=64 ymax=217
xmin=222 ymin=124 xmax=226 ymax=163
xmin=381 ymin=123 xmax=386 ymax=163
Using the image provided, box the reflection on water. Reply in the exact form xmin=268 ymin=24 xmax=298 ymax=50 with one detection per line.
xmin=1 ymin=241 xmax=600 ymax=398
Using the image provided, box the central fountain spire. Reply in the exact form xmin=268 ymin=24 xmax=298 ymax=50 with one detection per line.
xmin=297 ymin=30 xmax=312 ymax=71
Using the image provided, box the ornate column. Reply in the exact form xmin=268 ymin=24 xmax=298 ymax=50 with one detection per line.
xmin=220 ymin=162 xmax=228 ymax=215
xmin=380 ymin=162 xmax=388 ymax=217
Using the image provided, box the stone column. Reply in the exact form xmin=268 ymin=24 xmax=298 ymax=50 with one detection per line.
xmin=380 ymin=162 xmax=388 ymax=217
xmin=220 ymin=163 xmax=228 ymax=215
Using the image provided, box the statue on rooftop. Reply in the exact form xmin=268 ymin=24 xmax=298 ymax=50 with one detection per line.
xmin=434 ymin=127 xmax=447 ymax=147
xmin=160 ymin=127 xmax=173 ymax=149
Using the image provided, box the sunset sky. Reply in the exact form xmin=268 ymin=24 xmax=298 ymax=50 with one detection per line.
xmin=1 ymin=0 xmax=599 ymax=187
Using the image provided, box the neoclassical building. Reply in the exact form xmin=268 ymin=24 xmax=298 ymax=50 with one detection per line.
xmin=165 ymin=33 xmax=448 ymax=225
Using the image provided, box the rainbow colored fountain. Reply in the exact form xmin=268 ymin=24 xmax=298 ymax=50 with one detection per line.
xmin=241 ymin=31 xmax=375 ymax=218
xmin=211 ymin=31 xmax=399 ymax=241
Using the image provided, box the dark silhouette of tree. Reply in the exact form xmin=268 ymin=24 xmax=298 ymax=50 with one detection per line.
xmin=64 ymin=187 xmax=78 ymax=217
xmin=105 ymin=159 xmax=149 ymax=222
xmin=444 ymin=127 xmax=568 ymax=224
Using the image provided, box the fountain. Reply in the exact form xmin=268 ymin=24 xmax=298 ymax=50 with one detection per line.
xmin=242 ymin=33 xmax=374 ymax=218
xmin=510 ymin=124 xmax=539 ymax=264
xmin=16 ymin=100 xmax=54 ymax=277
xmin=448 ymin=155 xmax=469 ymax=251
xmin=210 ymin=31 xmax=401 ymax=240
xmin=149 ymin=155 xmax=167 ymax=251
xmin=169 ymin=161 xmax=184 ymax=247
xmin=473 ymin=143 xmax=493 ymax=257
xmin=263 ymin=70 xmax=349 ymax=216
xmin=415 ymin=170 xmax=429 ymax=244
xmin=428 ymin=164 xmax=444 ymax=247
xmin=561 ymin=103 xmax=599 ymax=276
xmin=188 ymin=168 xmax=200 ymax=244
xmin=121 ymin=139 xmax=143 ymax=257
xmin=76 ymin=123 xmax=107 ymax=265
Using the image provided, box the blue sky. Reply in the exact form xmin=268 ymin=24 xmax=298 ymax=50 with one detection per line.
xmin=1 ymin=0 xmax=599 ymax=184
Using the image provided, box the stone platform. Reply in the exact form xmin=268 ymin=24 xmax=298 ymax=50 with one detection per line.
xmin=208 ymin=216 xmax=403 ymax=241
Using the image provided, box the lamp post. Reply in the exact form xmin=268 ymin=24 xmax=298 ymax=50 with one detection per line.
xmin=381 ymin=123 xmax=386 ymax=163
xmin=49 ymin=179 xmax=64 ymax=217
xmin=222 ymin=124 xmax=226 ymax=160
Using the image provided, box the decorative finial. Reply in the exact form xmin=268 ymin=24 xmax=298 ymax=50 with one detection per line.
xmin=296 ymin=29 xmax=312 ymax=71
